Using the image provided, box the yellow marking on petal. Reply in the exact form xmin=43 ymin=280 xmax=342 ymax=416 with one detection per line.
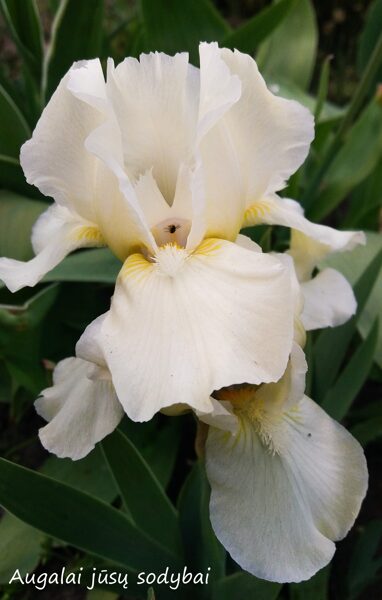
xmin=243 ymin=201 xmax=271 ymax=227
xmin=216 ymin=383 xmax=285 ymax=455
xmin=193 ymin=238 xmax=222 ymax=257
xmin=74 ymin=226 xmax=105 ymax=246
xmin=120 ymin=253 xmax=152 ymax=283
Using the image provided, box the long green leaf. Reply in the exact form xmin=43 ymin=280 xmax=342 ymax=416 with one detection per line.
xmin=323 ymin=232 xmax=382 ymax=368
xmin=222 ymin=0 xmax=295 ymax=54
xmin=212 ymin=572 xmax=281 ymax=600
xmin=347 ymin=520 xmax=382 ymax=599
xmin=313 ymin=248 xmax=382 ymax=400
xmin=357 ymin=0 xmax=382 ymax=92
xmin=44 ymin=248 xmax=121 ymax=285
xmin=351 ymin=415 xmax=382 ymax=447
xmin=102 ymin=428 xmax=181 ymax=555
xmin=140 ymin=0 xmax=230 ymax=64
xmin=322 ymin=319 xmax=379 ymax=420
xmin=0 ymin=0 xmax=43 ymax=79
xmin=0 ymin=156 xmax=40 ymax=197
xmin=0 ymin=192 xmax=46 ymax=261
xmin=44 ymin=0 xmax=104 ymax=100
xmin=0 ymin=458 xmax=180 ymax=573
xmin=0 ymin=447 xmax=118 ymax=585
xmin=257 ymin=0 xmax=317 ymax=90
xmin=308 ymin=99 xmax=382 ymax=221
xmin=289 ymin=566 xmax=330 ymax=600
xmin=0 ymin=84 xmax=30 ymax=158
xmin=178 ymin=461 xmax=225 ymax=593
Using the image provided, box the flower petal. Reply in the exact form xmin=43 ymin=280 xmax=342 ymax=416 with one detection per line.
xmin=0 ymin=204 xmax=104 ymax=292
xmin=35 ymin=357 xmax=123 ymax=460
xmin=198 ymin=42 xmax=241 ymax=140
xmin=219 ymin=49 xmax=314 ymax=201
xmin=301 ymin=268 xmax=357 ymax=330
xmin=81 ymin=239 xmax=294 ymax=422
xmin=20 ymin=60 xmax=105 ymax=222
xmin=244 ymin=196 xmax=365 ymax=280
xmin=206 ymin=395 xmax=368 ymax=583
xmin=106 ymin=52 xmax=199 ymax=204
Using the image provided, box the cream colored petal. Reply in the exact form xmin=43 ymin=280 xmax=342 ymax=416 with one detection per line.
xmin=68 ymin=60 xmax=157 ymax=258
xmin=0 ymin=204 xmax=104 ymax=292
xmin=219 ymin=49 xmax=314 ymax=201
xmin=206 ymin=395 xmax=368 ymax=583
xmin=20 ymin=60 xmax=105 ymax=222
xmin=196 ymin=399 xmax=238 ymax=434
xmin=301 ymin=268 xmax=357 ymax=330
xmin=95 ymin=239 xmax=294 ymax=422
xmin=35 ymin=357 xmax=123 ymax=460
xmin=244 ymin=196 xmax=365 ymax=281
xmin=197 ymin=42 xmax=241 ymax=140
xmin=106 ymin=52 xmax=199 ymax=204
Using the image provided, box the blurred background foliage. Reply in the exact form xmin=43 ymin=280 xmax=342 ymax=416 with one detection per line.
xmin=0 ymin=0 xmax=381 ymax=599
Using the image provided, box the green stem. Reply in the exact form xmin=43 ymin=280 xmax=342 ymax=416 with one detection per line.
xmin=302 ymin=31 xmax=382 ymax=213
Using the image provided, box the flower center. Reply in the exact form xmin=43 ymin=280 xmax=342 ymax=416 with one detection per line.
xmin=153 ymin=244 xmax=189 ymax=277
xmin=151 ymin=217 xmax=191 ymax=248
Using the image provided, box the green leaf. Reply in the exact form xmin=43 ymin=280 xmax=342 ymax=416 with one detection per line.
xmin=0 ymin=84 xmax=30 ymax=158
xmin=313 ymin=246 xmax=382 ymax=399
xmin=357 ymin=0 xmax=382 ymax=92
xmin=41 ymin=446 xmax=118 ymax=503
xmin=222 ymin=0 xmax=295 ymax=55
xmin=0 ymin=0 xmax=43 ymax=79
xmin=347 ymin=520 xmax=382 ymax=599
xmin=323 ymin=233 xmax=382 ymax=368
xmin=314 ymin=56 xmax=331 ymax=122
xmin=140 ymin=0 xmax=230 ymax=64
xmin=0 ymin=192 xmax=46 ymax=261
xmin=0 ymin=283 xmax=59 ymax=330
xmin=178 ymin=461 xmax=226 ymax=592
xmin=212 ymin=572 xmax=281 ymax=600
xmin=119 ymin=415 xmax=182 ymax=488
xmin=0 ymin=513 xmax=44 ymax=584
xmin=289 ymin=566 xmax=329 ymax=600
xmin=0 ymin=448 xmax=117 ymax=585
xmin=257 ymin=0 xmax=318 ymax=90
xmin=309 ymin=99 xmax=382 ymax=221
xmin=321 ymin=319 xmax=379 ymax=420
xmin=351 ymin=415 xmax=382 ymax=447
xmin=272 ymin=81 xmax=344 ymax=124
xmin=0 ymin=458 xmax=181 ymax=573
xmin=44 ymin=0 xmax=104 ymax=100
xmin=344 ymin=157 xmax=382 ymax=228
xmin=44 ymin=248 xmax=121 ymax=285
xmin=102 ymin=428 xmax=181 ymax=555
xmin=0 ymin=156 xmax=40 ymax=197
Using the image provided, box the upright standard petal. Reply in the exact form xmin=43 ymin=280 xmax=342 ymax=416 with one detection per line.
xmin=106 ymin=52 xmax=199 ymax=204
xmin=35 ymin=357 xmax=123 ymax=460
xmin=20 ymin=60 xmax=106 ymax=222
xmin=0 ymin=204 xmax=104 ymax=292
xmin=301 ymin=268 xmax=357 ymax=330
xmin=79 ymin=239 xmax=294 ymax=422
xmin=206 ymin=394 xmax=368 ymax=583
xmin=218 ymin=49 xmax=314 ymax=202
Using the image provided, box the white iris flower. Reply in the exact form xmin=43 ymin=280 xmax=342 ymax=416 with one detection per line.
xmin=0 ymin=42 xmax=368 ymax=582
xmin=0 ymin=42 xmax=318 ymax=420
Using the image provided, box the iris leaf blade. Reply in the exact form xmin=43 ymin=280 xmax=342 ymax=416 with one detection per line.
xmin=101 ymin=428 xmax=182 ymax=556
xmin=0 ymin=457 xmax=181 ymax=573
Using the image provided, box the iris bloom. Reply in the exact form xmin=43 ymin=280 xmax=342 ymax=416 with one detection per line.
xmin=0 ymin=42 xmax=367 ymax=581
xmin=35 ymin=239 xmax=368 ymax=583
xmin=202 ymin=238 xmax=367 ymax=583
xmin=0 ymin=42 xmax=319 ymax=420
